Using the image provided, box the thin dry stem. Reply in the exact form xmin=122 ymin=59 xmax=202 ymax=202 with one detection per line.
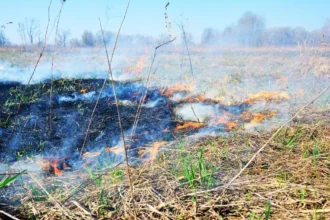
xmin=10 ymin=0 xmax=53 ymax=134
xmin=131 ymin=37 xmax=176 ymax=137
xmin=98 ymin=0 xmax=137 ymax=218
xmin=28 ymin=173 xmax=72 ymax=219
xmin=49 ymin=2 xmax=65 ymax=134
xmin=226 ymin=84 xmax=330 ymax=186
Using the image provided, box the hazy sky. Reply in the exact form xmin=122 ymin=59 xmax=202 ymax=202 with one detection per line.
xmin=1 ymin=0 xmax=330 ymax=44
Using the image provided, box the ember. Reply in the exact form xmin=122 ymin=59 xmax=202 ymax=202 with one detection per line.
xmin=240 ymin=112 xmax=277 ymax=123
xmin=225 ymin=121 xmax=238 ymax=131
xmin=246 ymin=91 xmax=290 ymax=103
xmin=161 ymin=82 xmax=194 ymax=96
xmin=175 ymin=121 xmax=203 ymax=130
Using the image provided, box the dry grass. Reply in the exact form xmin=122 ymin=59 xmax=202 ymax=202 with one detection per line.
xmin=1 ymin=108 xmax=327 ymax=219
xmin=1 ymin=46 xmax=330 ymax=219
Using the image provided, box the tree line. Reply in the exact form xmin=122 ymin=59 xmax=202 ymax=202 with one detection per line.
xmin=1 ymin=12 xmax=330 ymax=47
xmin=201 ymin=11 xmax=330 ymax=47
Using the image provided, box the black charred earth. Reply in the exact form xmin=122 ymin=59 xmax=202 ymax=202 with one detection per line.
xmin=0 ymin=79 xmax=176 ymax=164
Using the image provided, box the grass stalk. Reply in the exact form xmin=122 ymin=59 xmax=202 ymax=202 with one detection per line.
xmin=98 ymin=0 xmax=137 ymax=218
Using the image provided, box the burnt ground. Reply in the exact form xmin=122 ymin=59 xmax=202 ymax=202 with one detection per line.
xmin=0 ymin=79 xmax=176 ymax=164
xmin=0 ymin=79 xmax=252 ymax=167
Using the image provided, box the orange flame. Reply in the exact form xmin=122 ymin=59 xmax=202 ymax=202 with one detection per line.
xmin=105 ymin=145 xmax=124 ymax=154
xmin=250 ymin=112 xmax=277 ymax=124
xmin=80 ymin=89 xmax=87 ymax=94
xmin=149 ymin=141 xmax=168 ymax=162
xmin=49 ymin=158 xmax=63 ymax=176
xmin=175 ymin=121 xmax=203 ymax=130
xmin=123 ymin=56 xmax=147 ymax=74
xmin=82 ymin=151 xmax=101 ymax=160
xmin=246 ymin=91 xmax=290 ymax=103
xmin=36 ymin=157 xmax=69 ymax=176
xmin=241 ymin=112 xmax=277 ymax=124
xmin=161 ymin=82 xmax=194 ymax=96
xmin=225 ymin=122 xmax=238 ymax=131
xmin=179 ymin=94 xmax=208 ymax=103
xmin=241 ymin=112 xmax=254 ymax=121
xmin=35 ymin=159 xmax=50 ymax=172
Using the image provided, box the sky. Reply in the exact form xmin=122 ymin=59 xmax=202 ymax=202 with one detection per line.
xmin=1 ymin=0 xmax=330 ymax=44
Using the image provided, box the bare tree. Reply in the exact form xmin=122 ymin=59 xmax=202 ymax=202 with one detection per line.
xmin=17 ymin=22 xmax=27 ymax=46
xmin=57 ymin=29 xmax=71 ymax=47
xmin=201 ymin=28 xmax=219 ymax=45
xmin=17 ymin=18 xmax=40 ymax=45
xmin=70 ymin=38 xmax=81 ymax=47
xmin=237 ymin=11 xmax=265 ymax=47
xmin=81 ymin=30 xmax=95 ymax=47
xmin=0 ymin=28 xmax=8 ymax=46
xmin=96 ymin=30 xmax=114 ymax=45
xmin=321 ymin=19 xmax=330 ymax=44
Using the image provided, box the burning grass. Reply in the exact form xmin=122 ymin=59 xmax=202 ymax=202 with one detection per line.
xmin=245 ymin=91 xmax=290 ymax=103
xmin=2 ymin=110 xmax=329 ymax=219
xmin=175 ymin=121 xmax=203 ymax=130
xmin=1 ymin=47 xmax=330 ymax=219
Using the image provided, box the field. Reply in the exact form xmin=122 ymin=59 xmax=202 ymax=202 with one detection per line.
xmin=0 ymin=46 xmax=330 ymax=219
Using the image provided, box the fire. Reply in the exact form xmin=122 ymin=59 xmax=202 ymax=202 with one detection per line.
xmin=82 ymin=151 xmax=101 ymax=160
xmin=251 ymin=112 xmax=277 ymax=124
xmin=175 ymin=121 xmax=203 ymax=130
xmin=80 ymin=89 xmax=87 ymax=94
xmin=49 ymin=158 xmax=63 ymax=176
xmin=149 ymin=141 xmax=168 ymax=162
xmin=246 ymin=91 xmax=290 ymax=103
xmin=241 ymin=112 xmax=277 ymax=124
xmin=179 ymin=94 xmax=208 ymax=103
xmin=241 ymin=112 xmax=254 ymax=121
xmin=161 ymin=82 xmax=194 ymax=96
xmin=135 ymin=56 xmax=147 ymax=74
xmin=123 ymin=56 xmax=147 ymax=74
xmin=36 ymin=157 xmax=70 ymax=176
xmin=210 ymin=115 xmax=227 ymax=126
xmin=138 ymin=148 xmax=146 ymax=157
xmin=105 ymin=145 xmax=124 ymax=154
xmin=225 ymin=122 xmax=238 ymax=131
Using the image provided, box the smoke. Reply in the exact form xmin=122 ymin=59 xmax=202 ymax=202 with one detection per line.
xmin=0 ymin=49 xmax=141 ymax=84
xmin=175 ymin=103 xmax=217 ymax=122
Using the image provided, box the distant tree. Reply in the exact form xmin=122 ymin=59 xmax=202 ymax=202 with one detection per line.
xmin=95 ymin=30 xmax=114 ymax=45
xmin=292 ymin=27 xmax=309 ymax=46
xmin=17 ymin=22 xmax=27 ymax=46
xmin=201 ymin=28 xmax=219 ymax=45
xmin=70 ymin=38 xmax=81 ymax=47
xmin=181 ymin=32 xmax=195 ymax=45
xmin=321 ymin=19 xmax=330 ymax=44
xmin=308 ymin=30 xmax=322 ymax=46
xmin=237 ymin=11 xmax=265 ymax=47
xmin=221 ymin=24 xmax=239 ymax=45
xmin=57 ymin=29 xmax=71 ymax=47
xmin=17 ymin=18 xmax=40 ymax=45
xmin=0 ymin=28 xmax=8 ymax=46
xmin=293 ymin=27 xmax=308 ymax=43
xmin=264 ymin=27 xmax=295 ymax=46
xmin=81 ymin=31 xmax=95 ymax=47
